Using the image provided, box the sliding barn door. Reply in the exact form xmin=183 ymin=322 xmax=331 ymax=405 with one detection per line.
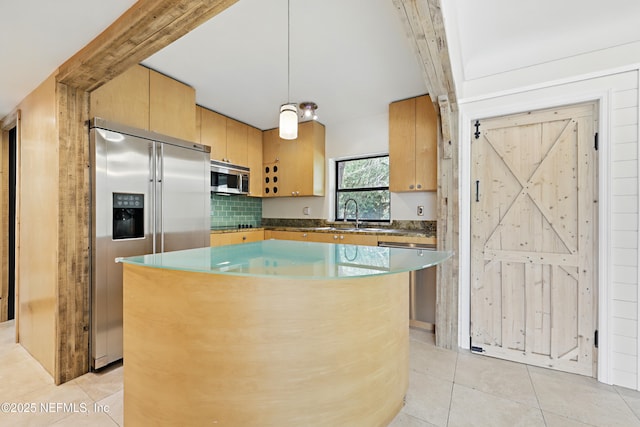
xmin=470 ymin=102 xmax=598 ymax=376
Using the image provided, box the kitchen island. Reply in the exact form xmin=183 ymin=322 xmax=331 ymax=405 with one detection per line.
xmin=119 ymin=240 xmax=451 ymax=426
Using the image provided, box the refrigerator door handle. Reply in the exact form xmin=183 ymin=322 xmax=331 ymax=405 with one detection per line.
xmin=159 ymin=143 xmax=164 ymax=253
xmin=150 ymin=142 xmax=157 ymax=254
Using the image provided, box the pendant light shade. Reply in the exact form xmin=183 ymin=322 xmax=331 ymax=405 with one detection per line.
xmin=279 ymin=104 xmax=298 ymax=140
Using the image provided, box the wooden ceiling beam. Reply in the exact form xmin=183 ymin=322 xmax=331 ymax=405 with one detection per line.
xmin=57 ymin=0 xmax=238 ymax=92
xmin=392 ymin=0 xmax=457 ymax=110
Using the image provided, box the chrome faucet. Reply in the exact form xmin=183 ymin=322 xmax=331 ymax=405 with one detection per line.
xmin=342 ymin=198 xmax=359 ymax=229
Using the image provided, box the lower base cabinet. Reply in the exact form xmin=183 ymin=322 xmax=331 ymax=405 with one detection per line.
xmin=210 ymin=230 xmax=264 ymax=246
xmin=265 ymin=230 xmax=378 ymax=246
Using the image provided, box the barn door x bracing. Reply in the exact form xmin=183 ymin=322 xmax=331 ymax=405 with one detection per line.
xmin=470 ymin=102 xmax=598 ymax=376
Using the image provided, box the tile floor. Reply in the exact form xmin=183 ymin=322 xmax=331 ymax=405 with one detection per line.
xmin=2 ymin=319 xmax=640 ymax=426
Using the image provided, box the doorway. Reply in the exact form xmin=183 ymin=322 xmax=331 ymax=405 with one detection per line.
xmin=7 ymin=127 xmax=16 ymax=320
xmin=469 ymin=102 xmax=598 ymax=377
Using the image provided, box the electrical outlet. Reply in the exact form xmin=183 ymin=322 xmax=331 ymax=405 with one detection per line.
xmin=303 ymin=206 xmax=310 ymax=215
xmin=417 ymin=205 xmax=424 ymax=216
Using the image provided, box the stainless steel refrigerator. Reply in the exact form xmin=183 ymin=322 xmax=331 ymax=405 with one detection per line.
xmin=89 ymin=118 xmax=210 ymax=370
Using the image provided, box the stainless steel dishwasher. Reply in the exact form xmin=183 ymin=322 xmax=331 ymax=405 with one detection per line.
xmin=378 ymin=241 xmax=437 ymax=331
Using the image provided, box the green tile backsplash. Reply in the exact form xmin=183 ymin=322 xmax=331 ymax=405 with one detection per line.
xmin=210 ymin=194 xmax=262 ymax=228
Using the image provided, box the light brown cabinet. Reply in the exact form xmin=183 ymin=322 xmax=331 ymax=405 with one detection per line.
xmin=266 ymin=230 xmax=377 ymax=246
xmin=307 ymin=232 xmax=378 ymax=246
xmin=90 ymin=64 xmax=149 ymax=129
xmin=210 ymin=230 xmax=264 ymax=247
xmin=389 ymin=94 xmax=437 ymax=192
xmin=90 ymin=65 xmax=196 ymax=142
xmin=247 ymin=127 xmax=263 ymax=197
xmin=198 ymin=106 xmax=259 ymax=169
xmin=198 ymin=107 xmax=226 ymax=161
xmin=262 ymin=121 xmax=325 ymax=197
xmin=149 ymin=70 xmax=196 ymax=142
xmin=225 ymin=118 xmax=249 ymax=166
xmin=265 ymin=230 xmax=310 ymax=241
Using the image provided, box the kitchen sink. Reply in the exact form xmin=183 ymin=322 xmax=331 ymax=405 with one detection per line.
xmin=345 ymin=227 xmax=396 ymax=233
xmin=304 ymin=226 xmax=399 ymax=234
xmin=314 ymin=227 xmax=397 ymax=233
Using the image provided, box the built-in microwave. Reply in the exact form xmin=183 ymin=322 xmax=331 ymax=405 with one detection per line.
xmin=211 ymin=160 xmax=250 ymax=195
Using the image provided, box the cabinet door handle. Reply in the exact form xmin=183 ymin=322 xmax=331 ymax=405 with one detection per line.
xmin=475 ymin=180 xmax=480 ymax=202
xmin=409 ymin=184 xmax=415 ymax=190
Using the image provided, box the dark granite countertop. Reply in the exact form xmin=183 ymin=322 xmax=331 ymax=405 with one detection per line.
xmin=210 ymin=219 xmax=436 ymax=238
xmin=210 ymin=226 xmax=265 ymax=234
xmin=261 ymin=218 xmax=436 ymax=238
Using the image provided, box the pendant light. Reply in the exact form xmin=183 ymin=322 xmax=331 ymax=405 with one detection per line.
xmin=279 ymin=0 xmax=298 ymax=140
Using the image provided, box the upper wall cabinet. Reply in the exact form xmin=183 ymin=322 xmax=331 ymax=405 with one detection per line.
xmin=90 ymin=65 xmax=150 ymax=130
xmin=247 ymin=126 xmax=263 ymax=198
xmin=197 ymin=107 xmax=226 ymax=160
xmin=262 ymin=121 xmax=325 ymax=197
xmin=90 ymin=65 xmax=196 ymax=142
xmin=196 ymin=106 xmax=263 ymax=197
xmin=197 ymin=106 xmax=256 ymax=166
xmin=149 ymin=70 xmax=196 ymax=142
xmin=389 ymin=94 xmax=437 ymax=192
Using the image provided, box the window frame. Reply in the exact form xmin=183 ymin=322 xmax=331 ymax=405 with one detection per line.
xmin=334 ymin=154 xmax=391 ymax=223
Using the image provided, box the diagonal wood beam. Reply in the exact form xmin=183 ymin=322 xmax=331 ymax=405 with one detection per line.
xmin=392 ymin=0 xmax=457 ymax=109
xmin=57 ymin=0 xmax=238 ymax=91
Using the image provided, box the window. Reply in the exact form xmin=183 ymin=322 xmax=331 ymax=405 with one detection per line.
xmin=335 ymin=155 xmax=390 ymax=222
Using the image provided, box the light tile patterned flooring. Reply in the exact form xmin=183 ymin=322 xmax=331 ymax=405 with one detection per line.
xmin=2 ymin=319 xmax=640 ymax=426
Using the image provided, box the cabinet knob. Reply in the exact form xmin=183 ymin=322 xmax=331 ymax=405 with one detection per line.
xmin=292 ymin=191 xmax=296 ymax=196
xmin=302 ymin=233 xmax=308 ymax=238
xmin=242 ymin=236 xmax=247 ymax=241
xmin=417 ymin=184 xmax=422 ymax=189
xmin=333 ymin=235 xmax=338 ymax=240
xmin=409 ymin=184 xmax=415 ymax=190
xmin=339 ymin=235 xmax=344 ymax=240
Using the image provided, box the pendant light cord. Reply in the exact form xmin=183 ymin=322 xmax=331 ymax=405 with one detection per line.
xmin=287 ymin=0 xmax=291 ymax=103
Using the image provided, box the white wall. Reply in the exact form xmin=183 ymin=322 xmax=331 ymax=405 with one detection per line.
xmin=459 ymin=41 xmax=640 ymax=103
xmin=458 ymin=69 xmax=640 ymax=389
xmin=262 ymin=112 xmax=438 ymax=221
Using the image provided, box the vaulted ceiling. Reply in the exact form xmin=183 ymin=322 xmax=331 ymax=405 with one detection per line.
xmin=2 ymin=0 xmax=640 ymax=129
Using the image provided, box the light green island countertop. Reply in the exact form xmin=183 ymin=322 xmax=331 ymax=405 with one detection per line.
xmin=118 ymin=239 xmax=451 ymax=279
